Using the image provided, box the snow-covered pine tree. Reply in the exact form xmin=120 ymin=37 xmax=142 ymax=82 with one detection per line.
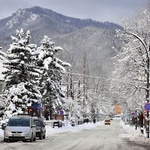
xmin=2 ymin=29 xmax=41 ymax=117
xmin=0 ymin=48 xmax=7 ymax=61
xmin=37 ymin=35 xmax=71 ymax=119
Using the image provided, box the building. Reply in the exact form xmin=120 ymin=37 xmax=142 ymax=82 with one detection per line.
xmin=114 ymin=104 xmax=122 ymax=115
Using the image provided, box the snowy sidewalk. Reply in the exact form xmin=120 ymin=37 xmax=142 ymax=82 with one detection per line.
xmin=45 ymin=121 xmax=104 ymax=136
xmin=119 ymin=120 xmax=150 ymax=146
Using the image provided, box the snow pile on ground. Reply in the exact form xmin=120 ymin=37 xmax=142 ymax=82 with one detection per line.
xmin=45 ymin=121 xmax=104 ymax=136
xmin=119 ymin=120 xmax=150 ymax=145
xmin=0 ymin=121 xmax=104 ymax=140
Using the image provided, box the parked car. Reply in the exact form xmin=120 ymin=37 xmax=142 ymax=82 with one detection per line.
xmin=114 ymin=114 xmax=121 ymax=119
xmin=71 ymin=119 xmax=76 ymax=126
xmin=52 ymin=120 xmax=63 ymax=128
xmin=104 ymin=119 xmax=111 ymax=125
xmin=2 ymin=114 xmax=36 ymax=142
xmin=33 ymin=117 xmax=46 ymax=139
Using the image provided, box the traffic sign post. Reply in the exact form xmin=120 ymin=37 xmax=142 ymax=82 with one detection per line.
xmin=144 ymin=102 xmax=150 ymax=111
xmin=131 ymin=112 xmax=135 ymax=117
xmin=143 ymin=110 xmax=147 ymax=118
xmin=144 ymin=102 xmax=150 ymax=138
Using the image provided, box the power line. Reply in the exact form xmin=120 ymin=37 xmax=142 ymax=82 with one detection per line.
xmin=64 ymin=72 xmax=103 ymax=79
xmin=63 ymin=71 xmax=147 ymax=86
xmin=64 ymin=72 xmax=146 ymax=85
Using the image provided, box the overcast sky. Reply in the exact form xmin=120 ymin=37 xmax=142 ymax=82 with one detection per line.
xmin=0 ymin=0 xmax=148 ymax=25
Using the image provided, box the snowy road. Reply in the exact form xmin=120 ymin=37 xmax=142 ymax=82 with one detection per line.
xmin=0 ymin=119 xmax=149 ymax=150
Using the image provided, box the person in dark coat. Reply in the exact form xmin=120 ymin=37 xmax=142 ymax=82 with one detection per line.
xmin=44 ymin=109 xmax=49 ymax=120
xmin=93 ymin=118 xmax=96 ymax=124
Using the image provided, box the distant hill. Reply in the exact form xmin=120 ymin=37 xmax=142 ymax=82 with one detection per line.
xmin=0 ymin=6 xmax=122 ymax=87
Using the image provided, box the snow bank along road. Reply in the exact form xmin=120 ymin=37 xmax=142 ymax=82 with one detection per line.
xmin=0 ymin=119 xmax=149 ymax=150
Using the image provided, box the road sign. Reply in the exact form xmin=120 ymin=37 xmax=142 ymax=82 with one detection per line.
xmin=143 ymin=110 xmax=147 ymax=118
xmin=144 ymin=102 xmax=150 ymax=111
xmin=131 ymin=112 xmax=135 ymax=117
xmin=59 ymin=110 xmax=64 ymax=115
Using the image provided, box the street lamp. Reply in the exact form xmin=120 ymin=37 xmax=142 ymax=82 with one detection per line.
xmin=126 ymin=31 xmax=150 ymax=138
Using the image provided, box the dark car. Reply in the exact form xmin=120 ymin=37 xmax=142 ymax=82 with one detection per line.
xmin=52 ymin=120 xmax=63 ymax=128
xmin=33 ymin=117 xmax=46 ymax=140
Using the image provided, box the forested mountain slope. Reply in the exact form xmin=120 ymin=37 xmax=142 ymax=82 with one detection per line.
xmin=0 ymin=6 xmax=122 ymax=85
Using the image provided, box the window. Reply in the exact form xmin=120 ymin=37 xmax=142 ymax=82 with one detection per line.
xmin=8 ymin=118 xmax=30 ymax=126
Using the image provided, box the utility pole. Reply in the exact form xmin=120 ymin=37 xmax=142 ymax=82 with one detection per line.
xmin=82 ymin=51 xmax=87 ymax=108
xmin=126 ymin=31 xmax=150 ymax=138
xmin=77 ymin=80 xmax=81 ymax=105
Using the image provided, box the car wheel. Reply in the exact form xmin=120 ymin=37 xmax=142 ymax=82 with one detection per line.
xmin=33 ymin=136 xmax=36 ymax=142
xmin=43 ymin=133 xmax=46 ymax=139
xmin=39 ymin=132 xmax=43 ymax=140
xmin=4 ymin=138 xmax=8 ymax=142
xmin=30 ymin=134 xmax=33 ymax=142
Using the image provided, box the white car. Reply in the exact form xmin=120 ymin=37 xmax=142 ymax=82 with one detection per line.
xmin=114 ymin=115 xmax=121 ymax=119
xmin=3 ymin=115 xmax=36 ymax=142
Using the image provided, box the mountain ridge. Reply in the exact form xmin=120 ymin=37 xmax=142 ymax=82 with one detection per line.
xmin=0 ymin=6 xmax=121 ymax=85
xmin=0 ymin=6 xmax=122 ymax=32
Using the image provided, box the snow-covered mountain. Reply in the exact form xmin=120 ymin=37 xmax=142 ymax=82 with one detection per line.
xmin=0 ymin=6 xmax=122 ymax=81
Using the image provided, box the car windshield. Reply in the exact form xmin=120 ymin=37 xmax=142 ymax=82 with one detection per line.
xmin=34 ymin=120 xmax=42 ymax=127
xmin=105 ymin=120 xmax=110 ymax=122
xmin=7 ymin=118 xmax=30 ymax=126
